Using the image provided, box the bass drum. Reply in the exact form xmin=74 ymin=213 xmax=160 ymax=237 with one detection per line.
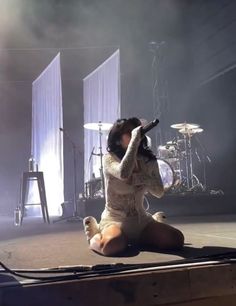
xmin=157 ymin=159 xmax=174 ymax=191
xmin=166 ymin=158 xmax=182 ymax=187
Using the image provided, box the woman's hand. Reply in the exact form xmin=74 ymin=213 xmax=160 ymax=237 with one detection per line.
xmin=131 ymin=126 xmax=142 ymax=143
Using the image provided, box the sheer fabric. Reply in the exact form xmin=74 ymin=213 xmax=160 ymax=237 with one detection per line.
xmin=83 ymin=50 xmax=120 ymax=185
xmin=31 ymin=53 xmax=64 ymax=216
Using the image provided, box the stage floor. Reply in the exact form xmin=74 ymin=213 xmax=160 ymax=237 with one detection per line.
xmin=0 ymin=214 xmax=235 ymax=269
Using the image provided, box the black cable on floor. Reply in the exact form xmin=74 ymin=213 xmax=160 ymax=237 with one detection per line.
xmin=0 ymin=251 xmax=236 ymax=282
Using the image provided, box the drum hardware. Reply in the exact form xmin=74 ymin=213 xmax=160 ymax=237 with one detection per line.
xmin=194 ymin=134 xmax=212 ymax=191
xmin=84 ymin=122 xmax=112 ymax=199
xmin=156 ymin=122 xmax=205 ymax=193
xmin=171 ymin=123 xmax=200 ymax=130
xmin=171 ymin=174 xmax=203 ymax=194
xmin=179 ymin=127 xmax=204 ymax=136
xmin=85 ymin=178 xmax=102 ymax=199
xmin=157 ymin=137 xmax=182 ymax=160
xmin=170 ymin=122 xmax=204 ymax=192
xmin=84 ymin=122 xmax=113 ymax=131
xmin=54 ymin=128 xmax=83 ymax=223
xmin=176 ymin=138 xmax=186 ymax=156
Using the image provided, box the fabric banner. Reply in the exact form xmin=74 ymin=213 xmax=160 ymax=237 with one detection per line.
xmin=83 ymin=49 xmax=120 ymax=185
xmin=31 ymin=53 xmax=64 ymax=216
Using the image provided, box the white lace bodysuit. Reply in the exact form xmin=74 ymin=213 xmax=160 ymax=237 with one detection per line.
xmin=99 ymin=128 xmax=164 ymax=242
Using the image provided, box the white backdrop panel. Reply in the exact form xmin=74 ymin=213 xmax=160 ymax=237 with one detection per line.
xmin=32 ymin=53 xmax=64 ymax=216
xmin=83 ymin=49 xmax=120 ymax=184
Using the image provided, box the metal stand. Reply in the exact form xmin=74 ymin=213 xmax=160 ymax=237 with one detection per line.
xmin=98 ymin=122 xmax=105 ymax=198
xmin=20 ymin=171 xmax=50 ymax=225
xmin=184 ymin=132 xmax=194 ymax=189
xmin=83 ymin=121 xmax=112 ymax=199
xmin=54 ymin=128 xmax=83 ymax=223
xmin=195 ymin=135 xmax=211 ymax=191
xmin=169 ymin=123 xmax=208 ymax=194
xmin=86 ymin=123 xmax=105 ymax=198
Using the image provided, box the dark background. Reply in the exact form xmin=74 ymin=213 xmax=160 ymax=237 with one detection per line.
xmin=0 ymin=0 xmax=235 ymax=215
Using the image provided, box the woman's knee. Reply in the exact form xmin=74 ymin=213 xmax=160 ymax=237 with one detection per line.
xmin=101 ymin=234 xmax=127 ymax=256
xmin=168 ymin=229 xmax=185 ymax=250
xmin=175 ymin=229 xmax=185 ymax=247
xmin=157 ymin=228 xmax=184 ymax=250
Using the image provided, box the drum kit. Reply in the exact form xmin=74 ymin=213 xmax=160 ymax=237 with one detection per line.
xmin=157 ymin=122 xmax=205 ymax=193
xmin=84 ymin=121 xmax=206 ymax=198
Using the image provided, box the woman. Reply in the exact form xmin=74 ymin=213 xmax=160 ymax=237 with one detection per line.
xmin=83 ymin=117 xmax=184 ymax=256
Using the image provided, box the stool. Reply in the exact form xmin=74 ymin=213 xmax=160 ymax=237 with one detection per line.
xmin=20 ymin=171 xmax=50 ymax=225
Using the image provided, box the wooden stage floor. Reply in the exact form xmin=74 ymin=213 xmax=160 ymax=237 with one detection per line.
xmin=0 ymin=214 xmax=235 ymax=269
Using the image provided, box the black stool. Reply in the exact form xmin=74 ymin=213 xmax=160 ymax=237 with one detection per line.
xmin=20 ymin=171 xmax=50 ymax=225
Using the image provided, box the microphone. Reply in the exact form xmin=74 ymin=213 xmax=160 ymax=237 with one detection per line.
xmin=141 ymin=119 xmax=159 ymax=135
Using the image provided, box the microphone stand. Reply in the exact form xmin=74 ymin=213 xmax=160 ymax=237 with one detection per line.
xmin=98 ymin=122 xmax=105 ymax=198
xmin=54 ymin=128 xmax=83 ymax=223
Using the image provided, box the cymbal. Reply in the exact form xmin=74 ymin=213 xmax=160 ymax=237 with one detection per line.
xmin=171 ymin=123 xmax=200 ymax=130
xmin=84 ymin=122 xmax=113 ymax=131
xmin=179 ymin=127 xmax=203 ymax=135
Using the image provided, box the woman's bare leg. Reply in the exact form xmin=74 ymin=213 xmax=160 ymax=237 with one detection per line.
xmin=89 ymin=225 xmax=128 ymax=256
xmin=139 ymin=221 xmax=184 ymax=250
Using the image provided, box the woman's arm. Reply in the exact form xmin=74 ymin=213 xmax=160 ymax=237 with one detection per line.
xmin=146 ymin=160 xmax=164 ymax=198
xmin=103 ymin=126 xmax=142 ymax=180
xmin=132 ymin=160 xmax=164 ymax=198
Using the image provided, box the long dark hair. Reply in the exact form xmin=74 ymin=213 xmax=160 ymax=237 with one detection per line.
xmin=107 ymin=117 xmax=156 ymax=161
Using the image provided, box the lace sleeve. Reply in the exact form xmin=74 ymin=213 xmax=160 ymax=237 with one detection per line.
xmin=146 ymin=160 xmax=164 ymax=198
xmin=103 ymin=127 xmax=141 ymax=180
xmin=131 ymin=160 xmax=164 ymax=198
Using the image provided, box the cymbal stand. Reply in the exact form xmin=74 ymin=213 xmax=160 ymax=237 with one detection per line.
xmin=195 ymin=135 xmax=211 ymax=191
xmin=183 ymin=132 xmax=194 ymax=190
xmin=98 ymin=121 xmax=105 ymax=198
xmin=188 ymin=133 xmax=194 ymax=189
